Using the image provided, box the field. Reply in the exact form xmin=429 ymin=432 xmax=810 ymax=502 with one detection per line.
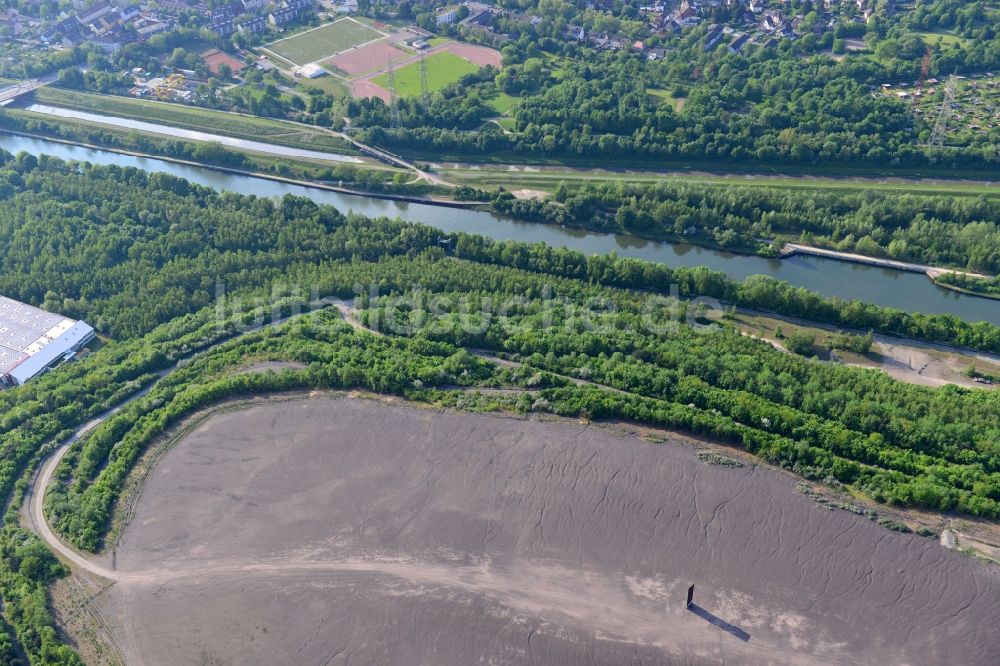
xmin=33 ymin=87 xmax=356 ymax=154
xmin=89 ymin=396 xmax=1000 ymax=665
xmin=647 ymin=87 xmax=686 ymax=112
xmin=372 ymin=51 xmax=479 ymax=97
xmin=325 ymin=41 xmax=410 ymax=77
xmin=260 ymin=18 xmax=384 ymax=66
xmin=918 ymin=30 xmax=970 ymax=48
xmin=486 ymin=91 xmax=518 ymax=114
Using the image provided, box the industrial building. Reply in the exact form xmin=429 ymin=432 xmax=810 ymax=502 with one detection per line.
xmin=0 ymin=296 xmax=95 ymax=387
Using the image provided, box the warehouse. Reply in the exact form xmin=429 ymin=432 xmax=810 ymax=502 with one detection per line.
xmin=0 ymin=297 xmax=95 ymax=387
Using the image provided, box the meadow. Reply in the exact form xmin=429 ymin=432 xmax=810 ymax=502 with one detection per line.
xmin=373 ymin=52 xmax=479 ymax=97
xmin=261 ymin=18 xmax=383 ymax=66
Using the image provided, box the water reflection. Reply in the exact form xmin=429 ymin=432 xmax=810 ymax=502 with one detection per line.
xmin=2 ymin=133 xmax=996 ymax=324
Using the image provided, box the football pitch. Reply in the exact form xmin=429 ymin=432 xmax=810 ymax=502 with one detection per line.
xmin=262 ymin=19 xmax=384 ymax=66
xmin=372 ymin=52 xmax=480 ymax=96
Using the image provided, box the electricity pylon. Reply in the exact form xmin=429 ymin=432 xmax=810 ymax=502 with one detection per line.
xmin=927 ymin=74 xmax=958 ymax=148
xmin=387 ymin=56 xmax=401 ymax=130
xmin=419 ymin=53 xmax=430 ymax=109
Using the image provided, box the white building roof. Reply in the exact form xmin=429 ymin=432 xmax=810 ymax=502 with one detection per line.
xmin=297 ymin=63 xmax=327 ymax=78
xmin=0 ymin=296 xmax=94 ymax=384
xmin=7 ymin=321 xmax=94 ymax=385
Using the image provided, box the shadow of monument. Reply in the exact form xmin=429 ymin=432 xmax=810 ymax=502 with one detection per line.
xmin=687 ymin=603 xmax=751 ymax=642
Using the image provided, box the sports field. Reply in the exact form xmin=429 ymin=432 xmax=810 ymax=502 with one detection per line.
xmin=372 ymin=52 xmax=479 ymax=97
xmin=261 ymin=18 xmax=383 ymax=66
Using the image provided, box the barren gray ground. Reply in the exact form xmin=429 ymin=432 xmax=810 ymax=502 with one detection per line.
xmin=103 ymin=396 xmax=1000 ymax=665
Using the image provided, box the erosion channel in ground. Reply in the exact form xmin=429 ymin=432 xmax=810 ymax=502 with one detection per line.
xmin=68 ymin=395 xmax=1000 ymax=665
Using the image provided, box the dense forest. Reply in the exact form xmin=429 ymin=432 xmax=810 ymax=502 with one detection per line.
xmin=7 ymin=101 xmax=1000 ymax=286
xmin=0 ymin=154 xmax=995 ymax=662
xmin=0 ymin=151 xmax=996 ymax=349
xmin=492 ymin=180 xmax=1000 ymax=273
xmin=351 ymin=0 xmax=1000 ymax=170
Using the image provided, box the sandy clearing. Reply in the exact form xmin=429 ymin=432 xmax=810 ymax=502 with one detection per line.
xmin=859 ymin=337 xmax=1000 ymax=388
xmin=237 ymin=360 xmax=307 ymax=375
xmin=511 ymin=188 xmax=550 ymax=200
xmin=94 ymin=397 xmax=1000 ymax=666
xmin=731 ymin=309 xmax=1000 ymax=390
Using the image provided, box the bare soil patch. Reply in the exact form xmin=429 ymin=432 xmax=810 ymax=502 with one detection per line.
xmin=236 ymin=360 xmax=307 ymax=375
xmin=511 ymin=188 xmax=550 ymax=201
xmin=444 ymin=42 xmax=503 ymax=68
xmin=349 ymin=78 xmax=390 ymax=103
xmin=100 ymin=396 xmax=999 ymax=665
xmin=325 ymin=41 xmax=409 ymax=77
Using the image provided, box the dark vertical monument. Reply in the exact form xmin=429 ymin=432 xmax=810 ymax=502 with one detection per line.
xmin=686 ymin=584 xmax=695 ymax=608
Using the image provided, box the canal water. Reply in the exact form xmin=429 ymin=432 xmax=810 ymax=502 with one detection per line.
xmin=25 ymin=104 xmax=364 ymax=164
xmin=2 ymin=133 xmax=997 ymax=325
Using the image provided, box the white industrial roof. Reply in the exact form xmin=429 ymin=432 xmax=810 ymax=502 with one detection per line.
xmin=0 ymin=296 xmax=94 ymax=383
xmin=8 ymin=321 xmax=95 ymax=385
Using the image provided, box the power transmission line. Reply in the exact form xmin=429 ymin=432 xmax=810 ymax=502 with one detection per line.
xmin=419 ymin=53 xmax=430 ymax=110
xmin=387 ymin=56 xmax=401 ymax=130
xmin=927 ymin=74 xmax=958 ymax=148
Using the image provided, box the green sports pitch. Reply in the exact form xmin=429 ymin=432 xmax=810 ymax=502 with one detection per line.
xmin=262 ymin=19 xmax=383 ymax=66
xmin=373 ymin=52 xmax=480 ymax=97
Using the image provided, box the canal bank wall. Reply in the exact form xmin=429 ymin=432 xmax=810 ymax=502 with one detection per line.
xmin=780 ymin=243 xmax=995 ymax=283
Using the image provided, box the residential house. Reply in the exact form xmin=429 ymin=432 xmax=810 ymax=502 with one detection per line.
xmin=136 ymin=19 xmax=172 ymax=40
xmin=661 ymin=18 xmax=682 ymax=35
xmin=78 ymin=1 xmax=114 ymax=26
xmin=590 ymin=31 xmax=610 ymax=47
xmin=704 ymin=23 xmax=724 ymax=49
xmin=207 ymin=18 xmax=234 ymax=34
xmin=268 ymin=8 xmax=298 ymax=26
xmin=238 ymin=15 xmax=267 ymax=33
xmin=727 ymin=32 xmax=750 ymax=53
xmin=435 ymin=6 xmax=461 ymax=25
xmin=92 ymin=32 xmax=124 ymax=53
xmin=333 ymin=0 xmax=358 ymax=12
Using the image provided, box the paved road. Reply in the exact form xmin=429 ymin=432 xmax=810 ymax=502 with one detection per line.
xmin=0 ymin=79 xmax=48 ymax=105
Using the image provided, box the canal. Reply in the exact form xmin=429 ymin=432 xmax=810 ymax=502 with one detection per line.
xmin=2 ymin=132 xmax=997 ymax=325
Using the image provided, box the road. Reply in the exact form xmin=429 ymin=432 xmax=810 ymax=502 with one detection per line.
xmin=0 ymin=79 xmax=49 ymax=106
xmin=23 ymin=303 xmax=338 ymax=580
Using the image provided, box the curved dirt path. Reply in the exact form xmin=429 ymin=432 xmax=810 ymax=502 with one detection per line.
xmin=23 ymin=304 xmax=338 ymax=580
xmin=28 ymin=420 xmax=122 ymax=581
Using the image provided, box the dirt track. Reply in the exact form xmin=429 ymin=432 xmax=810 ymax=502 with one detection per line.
xmin=92 ymin=396 xmax=999 ymax=665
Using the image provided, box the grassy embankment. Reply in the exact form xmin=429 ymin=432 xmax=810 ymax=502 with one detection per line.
xmin=28 ymin=89 xmax=1000 ymax=200
xmin=34 ymin=87 xmax=356 ymax=155
xmin=1 ymin=108 xmax=435 ymax=195
xmin=441 ymin=163 xmax=1000 ymax=199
